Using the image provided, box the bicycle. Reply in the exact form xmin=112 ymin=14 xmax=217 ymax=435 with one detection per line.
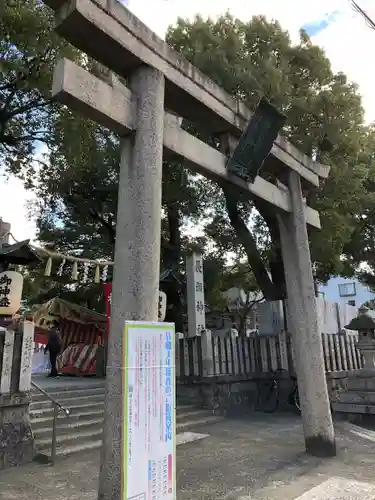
xmin=256 ymin=370 xmax=300 ymax=414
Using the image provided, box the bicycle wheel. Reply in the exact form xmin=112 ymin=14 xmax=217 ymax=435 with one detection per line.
xmin=257 ymin=380 xmax=279 ymax=413
xmin=293 ymin=386 xmax=301 ymax=412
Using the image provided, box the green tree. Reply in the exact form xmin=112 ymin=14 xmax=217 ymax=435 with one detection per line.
xmin=29 ymin=98 xmax=209 ymax=324
xmin=21 ymin=12 xmax=375 ymax=317
xmin=166 ymin=14 xmax=375 ymax=297
xmin=0 ymin=0 xmax=77 ymax=181
xmin=204 ymin=258 xmax=263 ymax=335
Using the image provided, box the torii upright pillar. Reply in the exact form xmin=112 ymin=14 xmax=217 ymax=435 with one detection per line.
xmin=98 ymin=65 xmax=165 ymax=500
xmin=278 ymin=170 xmax=336 ymax=457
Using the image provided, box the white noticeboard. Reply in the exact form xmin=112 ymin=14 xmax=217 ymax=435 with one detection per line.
xmin=122 ymin=321 xmax=176 ymax=500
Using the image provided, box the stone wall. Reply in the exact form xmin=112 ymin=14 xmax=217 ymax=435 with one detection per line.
xmin=177 ymin=371 xmax=355 ymax=417
xmin=0 ymin=325 xmax=35 ymax=470
xmin=0 ymin=393 xmax=34 ymax=469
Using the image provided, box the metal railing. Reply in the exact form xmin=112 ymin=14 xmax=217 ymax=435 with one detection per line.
xmin=31 ymin=380 xmax=70 ymax=465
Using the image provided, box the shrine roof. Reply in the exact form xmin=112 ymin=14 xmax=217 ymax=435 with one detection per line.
xmin=0 ymin=241 xmax=43 ymax=265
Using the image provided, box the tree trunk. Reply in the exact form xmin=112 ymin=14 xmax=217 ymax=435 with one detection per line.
xmin=223 ymin=188 xmax=281 ymax=301
xmin=163 ymin=203 xmax=184 ymax=332
xmin=255 ymin=200 xmax=286 ymax=299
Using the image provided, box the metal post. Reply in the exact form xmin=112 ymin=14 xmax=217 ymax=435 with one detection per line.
xmin=51 ymin=403 xmax=58 ymax=465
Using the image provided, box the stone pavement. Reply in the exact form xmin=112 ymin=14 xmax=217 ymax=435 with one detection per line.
xmin=1 ymin=414 xmax=375 ymax=500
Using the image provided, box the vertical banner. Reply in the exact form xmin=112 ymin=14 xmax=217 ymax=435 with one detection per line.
xmin=122 ymin=321 xmax=176 ymax=500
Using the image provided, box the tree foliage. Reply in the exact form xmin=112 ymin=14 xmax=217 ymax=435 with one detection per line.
xmin=166 ymin=14 xmax=375 ymax=296
xmin=6 ymin=7 xmax=375 ymax=313
xmin=28 ymin=86 xmax=210 ymax=323
xmin=0 ymin=0 xmax=77 ymax=182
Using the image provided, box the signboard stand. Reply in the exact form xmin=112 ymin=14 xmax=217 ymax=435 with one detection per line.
xmin=122 ymin=321 xmax=176 ymax=500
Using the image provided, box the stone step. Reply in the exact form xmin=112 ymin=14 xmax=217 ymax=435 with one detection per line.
xmin=332 ymin=402 xmax=375 ymax=414
xmin=176 ymin=408 xmax=215 ymax=423
xmin=30 ymin=383 xmax=220 ymax=461
xmin=339 ymin=391 xmax=375 ymax=405
xmin=33 ymin=417 xmax=103 ymax=439
xmin=32 ymin=378 xmax=105 ymax=390
xmin=31 ymin=386 xmax=105 ymax=402
xmin=34 ymin=415 xmax=222 ymax=460
xmin=30 ymin=392 xmax=105 ymax=410
xmin=31 ymin=408 xmax=105 ymax=430
xmin=30 ymin=401 xmax=105 ymax=419
xmin=32 ymin=406 xmax=214 ymax=432
xmin=176 ymin=415 xmax=223 ymax=432
xmin=36 ymin=439 xmax=102 ymax=459
xmin=176 ymin=408 xmax=210 ymax=420
xmin=35 ymin=414 xmax=222 ymax=451
xmin=347 ymin=378 xmax=375 ymax=391
xmin=36 ymin=427 xmax=103 ymax=450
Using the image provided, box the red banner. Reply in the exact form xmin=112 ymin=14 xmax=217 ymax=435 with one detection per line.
xmin=103 ymin=283 xmax=112 ymax=333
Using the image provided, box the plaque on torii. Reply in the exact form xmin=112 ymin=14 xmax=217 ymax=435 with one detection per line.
xmin=42 ymin=0 xmax=336 ymax=493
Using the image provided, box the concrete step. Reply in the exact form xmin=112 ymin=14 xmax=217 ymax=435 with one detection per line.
xmin=30 ymin=401 xmax=105 ymax=420
xmin=31 ymin=386 xmax=105 ymax=403
xmin=36 ymin=426 xmax=103 ymax=449
xmin=347 ymin=378 xmax=375 ymax=391
xmin=31 ymin=408 xmax=105 ymax=430
xmin=176 ymin=408 xmax=215 ymax=422
xmin=36 ymin=413 xmax=221 ymax=451
xmin=35 ymin=416 xmax=222 ymax=460
xmin=332 ymin=402 xmax=375 ymax=414
xmin=30 ymin=392 xmax=105 ymax=410
xmin=176 ymin=415 xmax=223 ymax=432
xmin=339 ymin=391 xmax=375 ymax=405
xmin=30 ymin=390 xmax=220 ymax=461
xmin=33 ymin=417 xmax=103 ymax=439
xmin=37 ymin=439 xmax=102 ymax=459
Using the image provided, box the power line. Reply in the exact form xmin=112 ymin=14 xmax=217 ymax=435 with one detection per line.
xmin=350 ymin=0 xmax=375 ymax=30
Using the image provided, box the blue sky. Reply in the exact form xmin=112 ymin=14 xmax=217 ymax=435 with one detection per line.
xmin=2 ymin=0 xmax=375 ymax=242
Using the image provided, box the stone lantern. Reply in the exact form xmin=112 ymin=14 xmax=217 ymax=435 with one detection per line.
xmin=345 ymin=306 xmax=375 ymax=373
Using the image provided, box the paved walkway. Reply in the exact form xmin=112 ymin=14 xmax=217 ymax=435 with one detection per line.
xmin=2 ymin=415 xmax=375 ymax=500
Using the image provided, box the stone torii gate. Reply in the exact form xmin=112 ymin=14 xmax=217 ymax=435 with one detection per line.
xmin=43 ymin=0 xmax=335 ymax=495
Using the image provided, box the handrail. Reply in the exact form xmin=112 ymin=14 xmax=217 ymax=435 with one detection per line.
xmin=31 ymin=380 xmax=70 ymax=465
xmin=31 ymin=380 xmax=70 ymax=416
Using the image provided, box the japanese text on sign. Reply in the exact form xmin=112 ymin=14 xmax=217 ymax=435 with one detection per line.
xmin=123 ymin=322 xmax=175 ymax=500
xmin=0 ymin=271 xmax=24 ymax=315
xmin=186 ymin=253 xmax=206 ymax=337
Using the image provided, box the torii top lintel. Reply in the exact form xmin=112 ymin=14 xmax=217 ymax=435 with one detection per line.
xmin=43 ymin=0 xmax=330 ymax=186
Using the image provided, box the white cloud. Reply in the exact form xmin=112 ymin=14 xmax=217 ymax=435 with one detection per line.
xmin=6 ymin=0 xmax=375 ymax=242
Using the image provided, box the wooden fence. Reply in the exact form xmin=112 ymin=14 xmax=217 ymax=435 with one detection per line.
xmin=0 ymin=322 xmax=34 ymax=395
xmin=175 ymin=331 xmax=362 ymax=379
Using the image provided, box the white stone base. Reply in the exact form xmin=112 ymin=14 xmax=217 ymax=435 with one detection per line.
xmin=176 ymin=432 xmax=209 ymax=446
xmin=294 ymin=478 xmax=375 ymax=500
